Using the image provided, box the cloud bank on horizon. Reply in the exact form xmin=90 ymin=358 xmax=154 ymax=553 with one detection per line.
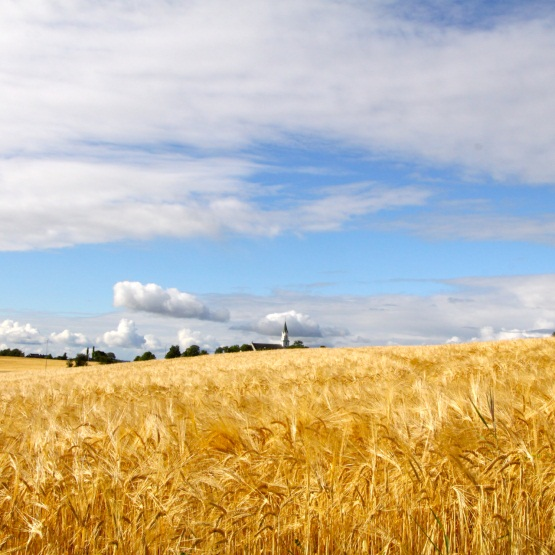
xmin=1 ymin=274 xmax=554 ymax=358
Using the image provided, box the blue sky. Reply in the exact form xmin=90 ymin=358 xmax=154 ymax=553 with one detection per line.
xmin=1 ymin=0 xmax=555 ymax=358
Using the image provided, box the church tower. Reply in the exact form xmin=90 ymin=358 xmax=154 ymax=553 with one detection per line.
xmin=281 ymin=321 xmax=290 ymax=348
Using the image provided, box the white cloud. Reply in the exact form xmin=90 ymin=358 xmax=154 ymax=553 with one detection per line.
xmin=399 ymin=213 xmax=555 ymax=245
xmin=0 ymin=319 xmax=43 ymax=345
xmin=99 ymin=318 xmax=145 ymax=349
xmin=114 ymin=281 xmax=230 ymax=322
xmin=143 ymin=334 xmax=162 ymax=352
xmin=49 ymin=329 xmax=89 ymax=347
xmin=474 ymin=326 xmax=548 ymax=342
xmin=3 ymin=0 xmax=551 ymax=180
xmin=532 ymin=317 xmax=555 ymax=331
xmin=0 ymin=157 xmax=266 ymax=251
xmin=335 ymin=274 xmax=555 ymax=345
xmin=177 ymin=328 xmax=217 ymax=351
xmin=222 ymin=274 xmax=555 ymax=346
xmin=0 ymin=2 xmax=554 ymax=250
xmin=0 ymin=156 xmax=428 ymax=251
xmin=293 ymin=184 xmax=430 ymax=232
xmin=446 ymin=336 xmax=461 ymax=344
xmin=236 ymin=310 xmax=347 ymax=338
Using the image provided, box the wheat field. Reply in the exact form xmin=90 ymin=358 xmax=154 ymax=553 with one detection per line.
xmin=0 ymin=357 xmax=68 ymax=373
xmin=1 ymin=338 xmax=555 ymax=553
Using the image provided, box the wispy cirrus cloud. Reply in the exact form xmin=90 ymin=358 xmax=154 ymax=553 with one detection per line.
xmin=2 ymin=0 xmax=553 ymax=179
xmin=0 ymin=1 xmax=554 ymax=251
xmin=0 ymin=155 xmax=429 ymax=251
xmin=400 ymin=212 xmax=555 ymax=245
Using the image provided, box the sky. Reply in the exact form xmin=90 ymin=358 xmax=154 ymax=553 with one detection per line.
xmin=1 ymin=0 xmax=555 ymax=359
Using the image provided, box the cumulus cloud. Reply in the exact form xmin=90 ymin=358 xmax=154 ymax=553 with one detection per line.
xmin=143 ymin=334 xmax=162 ymax=352
xmin=49 ymin=329 xmax=89 ymax=347
xmin=114 ymin=281 xmax=230 ymax=322
xmin=0 ymin=320 xmax=43 ymax=345
xmin=474 ymin=326 xmax=549 ymax=342
xmin=99 ymin=318 xmax=145 ymax=349
xmin=235 ymin=310 xmax=349 ymax=339
xmin=177 ymin=328 xmax=217 ymax=351
xmin=254 ymin=311 xmax=320 ymax=337
xmin=446 ymin=336 xmax=461 ymax=344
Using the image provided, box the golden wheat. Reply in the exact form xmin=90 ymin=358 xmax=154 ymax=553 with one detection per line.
xmin=0 ymin=339 xmax=555 ymax=553
xmin=0 ymin=356 xmax=69 ymax=373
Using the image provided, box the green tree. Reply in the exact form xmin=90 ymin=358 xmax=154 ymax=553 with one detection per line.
xmin=0 ymin=348 xmax=24 ymax=357
xmin=183 ymin=345 xmax=209 ymax=357
xmin=91 ymin=350 xmax=117 ymax=364
xmin=134 ymin=351 xmax=156 ymax=362
xmin=215 ymin=345 xmax=241 ymax=353
xmin=74 ymin=353 xmax=88 ymax=367
xmin=165 ymin=345 xmax=181 ymax=359
xmin=240 ymin=344 xmax=253 ymax=351
xmin=182 ymin=345 xmax=200 ymax=357
xmin=289 ymin=340 xmax=306 ymax=349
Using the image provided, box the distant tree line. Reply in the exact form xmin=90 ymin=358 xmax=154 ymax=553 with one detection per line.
xmin=162 ymin=341 xmax=307 ymax=358
xmin=2 ymin=337 xmax=312 ymax=368
xmin=66 ymin=349 xmax=120 ymax=367
xmin=215 ymin=344 xmax=253 ymax=354
xmin=0 ymin=348 xmax=25 ymax=357
xmin=164 ymin=345 xmax=209 ymax=359
xmin=0 ymin=348 xmax=68 ymax=359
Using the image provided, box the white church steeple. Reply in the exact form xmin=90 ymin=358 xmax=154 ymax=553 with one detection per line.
xmin=281 ymin=320 xmax=290 ymax=348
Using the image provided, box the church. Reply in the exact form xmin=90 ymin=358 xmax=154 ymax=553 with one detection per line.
xmin=251 ymin=321 xmax=290 ymax=351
